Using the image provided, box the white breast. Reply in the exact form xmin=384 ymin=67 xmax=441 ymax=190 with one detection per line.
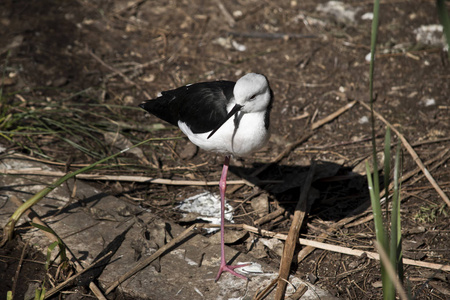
xmin=178 ymin=111 xmax=270 ymax=157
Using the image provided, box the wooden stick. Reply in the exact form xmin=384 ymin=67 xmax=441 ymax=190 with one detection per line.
xmin=0 ymin=169 xmax=253 ymax=186
xmin=254 ymin=207 xmax=285 ymax=226
xmin=296 ymin=199 xmax=369 ymax=263
xmin=253 ymin=277 xmax=278 ymax=300
xmin=358 ymin=100 xmax=450 ymax=208
xmin=214 ymin=0 xmax=235 ymax=27
xmin=11 ymin=240 xmax=28 ymax=299
xmin=408 ymin=149 xmax=450 ymax=186
xmin=228 ymin=31 xmax=318 ymax=40
xmin=275 ymin=162 xmax=316 ymax=300
xmin=240 ymin=224 xmax=450 ymax=272
xmin=311 ymin=100 xmax=357 ymax=130
xmin=286 ymin=284 xmax=308 ymax=300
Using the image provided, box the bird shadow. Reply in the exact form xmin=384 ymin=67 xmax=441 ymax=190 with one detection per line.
xmin=229 ymin=160 xmax=371 ymax=223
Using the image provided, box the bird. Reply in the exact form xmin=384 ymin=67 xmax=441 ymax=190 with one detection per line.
xmin=139 ymin=73 xmax=273 ymax=281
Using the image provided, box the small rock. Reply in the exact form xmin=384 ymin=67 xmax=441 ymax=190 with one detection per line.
xmin=251 ymin=194 xmax=269 ymax=218
xmin=141 ymin=74 xmax=155 ymax=83
xmin=419 ymin=97 xmax=436 ymax=107
xmin=232 ymin=10 xmax=243 ymax=18
xmin=307 ymin=273 xmax=318 ymax=284
xmin=231 ymin=40 xmax=246 ymax=52
xmin=53 ymin=76 xmax=68 ymax=87
xmin=361 ymin=12 xmax=373 ymax=20
xmin=123 ymin=95 xmax=135 ymax=105
xmin=349 ymin=252 xmax=367 ymax=269
xmin=212 ymin=36 xmax=246 ymax=52
xmin=179 ymin=212 xmax=201 ymax=223
xmin=260 ymin=237 xmax=284 ymax=257
xmin=358 ymin=116 xmax=369 ymax=124
xmin=247 ymin=239 xmax=268 ymax=259
xmin=0 ymin=77 xmax=17 ymax=86
xmin=65 ymin=291 xmax=85 ymax=300
xmin=316 ymin=1 xmax=360 ymax=24
xmin=238 ymin=262 xmax=264 ymax=274
xmin=372 ymin=281 xmax=383 ymax=288
xmin=414 ymin=24 xmax=445 ymax=47
xmin=179 ymin=142 xmax=198 ymax=160
xmin=406 ymin=225 xmax=426 ymax=234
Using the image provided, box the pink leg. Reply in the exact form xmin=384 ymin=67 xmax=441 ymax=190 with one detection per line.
xmin=215 ymin=155 xmax=250 ymax=282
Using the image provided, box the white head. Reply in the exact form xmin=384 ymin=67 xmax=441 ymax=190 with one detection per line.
xmin=233 ymin=73 xmax=272 ymax=113
xmin=207 ymin=73 xmax=272 ymax=139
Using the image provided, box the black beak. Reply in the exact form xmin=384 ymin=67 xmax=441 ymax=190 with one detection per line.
xmin=207 ymin=104 xmax=243 ymax=139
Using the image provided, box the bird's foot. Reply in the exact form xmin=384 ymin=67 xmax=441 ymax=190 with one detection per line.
xmin=215 ymin=263 xmax=251 ymax=282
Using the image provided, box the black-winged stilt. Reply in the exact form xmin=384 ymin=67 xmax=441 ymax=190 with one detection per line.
xmin=139 ymin=73 xmax=273 ymax=281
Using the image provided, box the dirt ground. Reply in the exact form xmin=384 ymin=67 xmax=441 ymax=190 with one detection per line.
xmin=1 ymin=0 xmax=449 ymax=299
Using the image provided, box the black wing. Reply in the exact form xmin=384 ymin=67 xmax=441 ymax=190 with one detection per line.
xmin=139 ymin=80 xmax=235 ymax=133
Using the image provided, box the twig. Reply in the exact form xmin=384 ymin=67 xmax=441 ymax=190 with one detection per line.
xmin=0 ymin=169 xmax=258 ymax=186
xmin=105 ymin=224 xmax=197 ymax=294
xmin=254 ymin=207 xmax=285 ymax=226
xmin=359 ymin=100 xmax=450 ymax=208
xmin=374 ymin=241 xmax=409 ymax=300
xmin=297 ymin=200 xmax=371 ymax=263
xmin=253 ymin=277 xmax=278 ymax=300
xmin=11 ymin=240 xmax=28 ymax=299
xmin=214 ymin=0 xmax=235 ymax=27
xmin=239 ymin=224 xmax=450 ymax=272
xmin=286 ymin=284 xmax=308 ymax=300
xmin=311 ymin=100 xmax=357 ymax=130
xmin=275 ymin=162 xmax=315 ymax=300
xmin=411 ymin=136 xmax=450 ymax=147
xmin=289 ymin=112 xmax=309 ymax=121
xmin=7 ymin=152 xmax=208 ymax=171
xmin=228 ymin=31 xmax=318 ymax=40
xmin=408 ymin=149 xmax=450 ymax=186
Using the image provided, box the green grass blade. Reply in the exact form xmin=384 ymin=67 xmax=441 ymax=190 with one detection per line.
xmin=390 ymin=143 xmax=404 ymax=283
xmin=367 ymin=161 xmax=394 ymax=299
xmin=45 ymin=241 xmax=59 ymax=270
xmin=436 ymin=0 xmax=450 ymax=59
xmin=31 ymin=222 xmax=68 ymax=268
xmin=367 ymin=0 xmax=396 ymax=298
xmin=34 ymin=286 xmax=45 ymax=300
xmin=384 ymin=127 xmax=391 ymax=217
xmin=0 ymin=51 xmax=10 ymax=115
xmin=369 ymin=0 xmax=381 ymax=199
xmin=365 ymin=162 xmax=387 ymax=247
